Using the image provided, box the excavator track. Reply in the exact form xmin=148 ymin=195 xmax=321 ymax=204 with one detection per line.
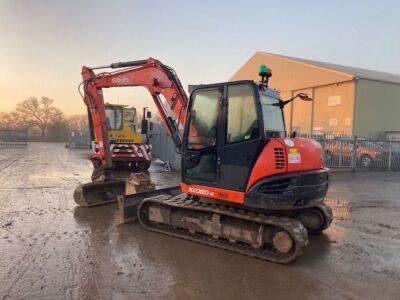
xmin=138 ymin=194 xmax=309 ymax=264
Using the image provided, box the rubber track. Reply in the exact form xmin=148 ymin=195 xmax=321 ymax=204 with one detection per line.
xmin=138 ymin=194 xmax=309 ymax=264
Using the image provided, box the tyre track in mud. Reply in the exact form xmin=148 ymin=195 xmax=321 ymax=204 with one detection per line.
xmin=0 ymin=144 xmax=93 ymax=299
xmin=1 ymin=188 xmax=64 ymax=297
xmin=0 ymin=158 xmax=24 ymax=172
xmin=0 ymin=187 xmax=98 ymax=299
xmin=0 ymin=147 xmax=31 ymax=173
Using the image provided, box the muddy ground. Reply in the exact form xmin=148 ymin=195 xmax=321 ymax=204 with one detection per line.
xmin=0 ymin=143 xmax=399 ymax=300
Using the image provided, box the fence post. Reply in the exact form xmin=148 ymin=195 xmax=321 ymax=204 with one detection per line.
xmin=352 ymin=135 xmax=357 ymax=171
xmin=339 ymin=137 xmax=343 ymax=167
xmin=388 ymin=140 xmax=393 ymax=171
xmin=322 ymin=133 xmax=326 ymax=165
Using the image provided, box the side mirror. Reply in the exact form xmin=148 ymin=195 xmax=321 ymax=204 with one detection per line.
xmin=146 ymin=111 xmax=152 ymax=119
xmin=281 ymin=93 xmax=313 ymax=107
xmin=298 ymin=93 xmax=313 ymax=101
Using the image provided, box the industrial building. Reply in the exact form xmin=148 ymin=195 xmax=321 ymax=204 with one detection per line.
xmin=231 ymin=52 xmax=400 ymax=138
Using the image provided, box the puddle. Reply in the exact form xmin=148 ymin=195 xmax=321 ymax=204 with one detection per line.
xmin=324 ymin=198 xmax=351 ymax=220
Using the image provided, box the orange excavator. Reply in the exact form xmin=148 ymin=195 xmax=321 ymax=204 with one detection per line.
xmin=74 ymin=58 xmax=332 ymax=263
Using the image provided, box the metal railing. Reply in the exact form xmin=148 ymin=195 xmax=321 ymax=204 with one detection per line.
xmin=149 ymin=123 xmax=181 ymax=169
xmin=300 ymin=133 xmax=400 ymax=170
xmin=66 ymin=130 xmax=91 ymax=149
xmin=0 ymin=128 xmax=28 ymax=147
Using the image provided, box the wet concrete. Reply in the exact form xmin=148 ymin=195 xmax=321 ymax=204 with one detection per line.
xmin=1 ymin=143 xmax=400 ymax=299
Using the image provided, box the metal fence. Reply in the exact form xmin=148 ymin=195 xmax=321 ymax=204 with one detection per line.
xmin=149 ymin=123 xmax=181 ymax=169
xmin=300 ymin=133 xmax=400 ymax=170
xmin=0 ymin=128 xmax=28 ymax=147
xmin=66 ymin=130 xmax=91 ymax=149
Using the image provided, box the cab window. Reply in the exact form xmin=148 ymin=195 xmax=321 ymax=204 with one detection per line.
xmin=226 ymin=84 xmax=259 ymax=143
xmin=187 ymin=89 xmax=219 ymax=150
xmin=105 ymin=106 xmax=123 ymax=130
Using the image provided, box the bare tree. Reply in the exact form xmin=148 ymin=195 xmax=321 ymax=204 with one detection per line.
xmin=47 ymin=116 xmax=69 ymax=142
xmin=0 ymin=112 xmax=14 ymax=127
xmin=14 ymin=97 xmax=63 ymax=137
xmin=67 ymin=114 xmax=88 ymax=131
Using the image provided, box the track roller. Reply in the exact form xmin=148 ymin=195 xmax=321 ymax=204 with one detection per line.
xmin=296 ymin=203 xmax=333 ymax=234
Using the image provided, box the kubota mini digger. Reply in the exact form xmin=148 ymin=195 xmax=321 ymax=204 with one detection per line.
xmin=74 ymin=58 xmax=332 ymax=263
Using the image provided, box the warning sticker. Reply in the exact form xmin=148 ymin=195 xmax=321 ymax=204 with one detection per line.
xmin=288 ymin=148 xmax=301 ymax=164
xmin=284 ymin=138 xmax=295 ymax=147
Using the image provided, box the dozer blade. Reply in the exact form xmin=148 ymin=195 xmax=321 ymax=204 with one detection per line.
xmin=74 ymin=179 xmax=126 ymax=207
xmin=74 ymin=172 xmax=157 ymax=207
xmin=117 ymin=186 xmax=181 ymax=223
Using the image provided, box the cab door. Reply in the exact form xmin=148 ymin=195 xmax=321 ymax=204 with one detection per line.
xmin=218 ymin=83 xmax=263 ymax=191
xmin=182 ymin=87 xmax=222 ymax=186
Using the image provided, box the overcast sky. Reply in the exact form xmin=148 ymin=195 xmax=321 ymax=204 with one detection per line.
xmin=1 ymin=0 xmax=399 ymax=115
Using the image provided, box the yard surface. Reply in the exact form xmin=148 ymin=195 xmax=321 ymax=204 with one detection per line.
xmin=1 ymin=143 xmax=400 ymax=299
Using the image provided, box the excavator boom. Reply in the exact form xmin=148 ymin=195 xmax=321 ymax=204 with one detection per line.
xmin=81 ymin=58 xmax=188 ymax=169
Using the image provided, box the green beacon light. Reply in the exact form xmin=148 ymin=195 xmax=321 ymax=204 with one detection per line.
xmin=259 ymin=65 xmax=268 ymax=77
xmin=258 ymin=65 xmax=272 ymax=86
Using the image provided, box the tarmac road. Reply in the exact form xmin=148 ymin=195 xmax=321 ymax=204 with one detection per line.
xmin=1 ymin=143 xmax=400 ymax=299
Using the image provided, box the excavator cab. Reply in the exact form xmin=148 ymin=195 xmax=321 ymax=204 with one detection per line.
xmin=104 ymin=104 xmax=141 ymax=143
xmin=182 ymin=81 xmax=283 ymax=189
xmin=180 ymin=76 xmax=330 ymax=221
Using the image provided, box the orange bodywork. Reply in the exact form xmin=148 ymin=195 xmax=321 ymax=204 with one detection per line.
xmin=182 ymin=137 xmax=324 ymax=205
xmin=246 ymin=139 xmax=288 ymax=191
xmin=246 ymin=138 xmax=324 ymax=191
